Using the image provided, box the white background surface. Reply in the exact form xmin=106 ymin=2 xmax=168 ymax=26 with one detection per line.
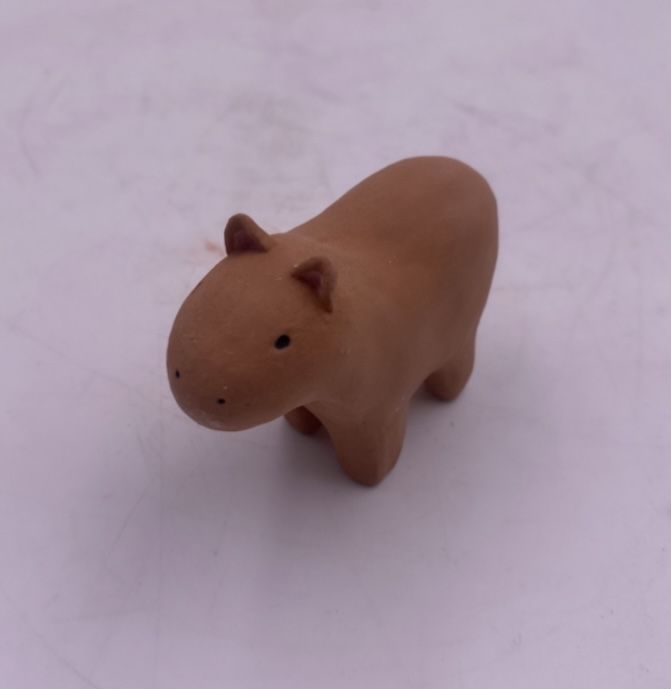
xmin=1 ymin=1 xmax=670 ymax=688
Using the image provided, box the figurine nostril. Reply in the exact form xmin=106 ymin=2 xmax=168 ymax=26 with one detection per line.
xmin=217 ymin=398 xmax=226 ymax=405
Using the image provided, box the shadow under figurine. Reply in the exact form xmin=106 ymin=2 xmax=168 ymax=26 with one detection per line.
xmin=167 ymin=157 xmax=498 ymax=486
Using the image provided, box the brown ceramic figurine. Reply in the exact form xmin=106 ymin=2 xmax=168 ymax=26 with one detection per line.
xmin=167 ymin=157 xmax=497 ymax=486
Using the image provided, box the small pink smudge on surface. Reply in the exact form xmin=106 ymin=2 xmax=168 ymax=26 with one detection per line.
xmin=204 ymin=239 xmax=225 ymax=257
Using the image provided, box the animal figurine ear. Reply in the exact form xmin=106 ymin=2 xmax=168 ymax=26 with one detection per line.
xmin=291 ymin=257 xmax=337 ymax=312
xmin=224 ymin=213 xmax=273 ymax=255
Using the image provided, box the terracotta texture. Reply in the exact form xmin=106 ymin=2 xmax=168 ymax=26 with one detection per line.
xmin=167 ymin=157 xmax=498 ymax=486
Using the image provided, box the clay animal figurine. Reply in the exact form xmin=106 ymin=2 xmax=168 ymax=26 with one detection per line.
xmin=167 ymin=157 xmax=497 ymax=486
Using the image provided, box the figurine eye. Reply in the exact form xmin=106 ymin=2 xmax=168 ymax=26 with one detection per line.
xmin=274 ymin=334 xmax=291 ymax=349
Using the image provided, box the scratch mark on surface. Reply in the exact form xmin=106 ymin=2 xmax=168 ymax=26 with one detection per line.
xmin=152 ymin=387 xmax=168 ymax=689
xmin=0 ymin=584 xmax=102 ymax=689
xmin=103 ymin=484 xmax=151 ymax=565
xmin=346 ymin=557 xmax=414 ymax=685
xmin=17 ymin=97 xmax=41 ymax=178
xmin=514 ymin=201 xmax=576 ymax=234
xmin=43 ymin=75 xmax=68 ymax=112
xmin=2 ymin=317 xmax=161 ymax=409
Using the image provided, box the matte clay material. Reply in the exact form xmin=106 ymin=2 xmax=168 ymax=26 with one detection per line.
xmin=167 ymin=157 xmax=498 ymax=486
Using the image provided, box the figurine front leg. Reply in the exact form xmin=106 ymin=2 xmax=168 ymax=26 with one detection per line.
xmin=326 ymin=406 xmax=408 ymax=487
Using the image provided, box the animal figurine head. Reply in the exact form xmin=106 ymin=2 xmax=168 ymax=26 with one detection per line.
xmin=167 ymin=213 xmax=342 ymax=431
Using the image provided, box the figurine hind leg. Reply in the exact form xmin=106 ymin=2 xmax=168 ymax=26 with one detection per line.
xmin=425 ymin=336 xmax=476 ymax=402
xmin=285 ymin=406 xmax=322 ymax=435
